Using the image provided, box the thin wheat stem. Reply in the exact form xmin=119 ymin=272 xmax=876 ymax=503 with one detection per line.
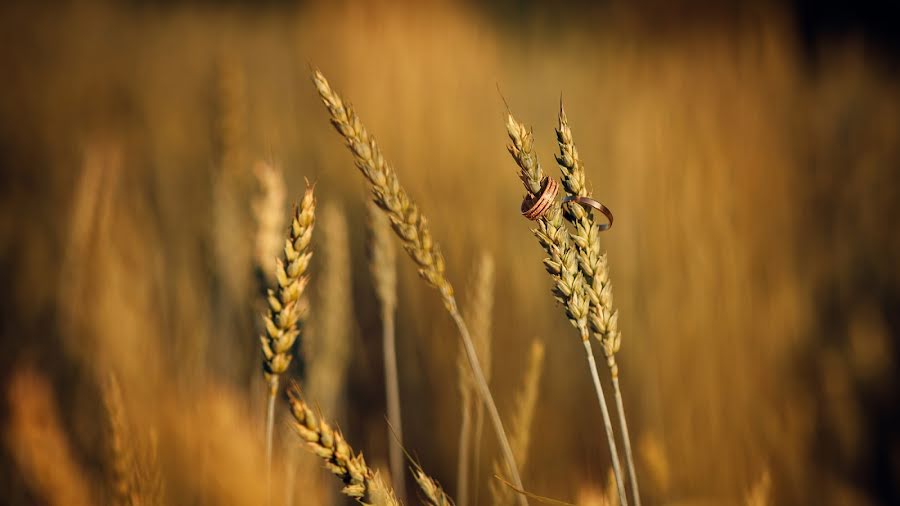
xmin=382 ymin=307 xmax=406 ymax=503
xmin=265 ymin=380 xmax=277 ymax=505
xmin=314 ymin=70 xmax=526 ymax=506
xmin=582 ymin=338 xmax=627 ymax=506
xmin=456 ymin=383 xmax=472 ymax=506
xmin=612 ymin=375 xmax=639 ymax=506
xmin=448 ymin=299 xmax=528 ymax=506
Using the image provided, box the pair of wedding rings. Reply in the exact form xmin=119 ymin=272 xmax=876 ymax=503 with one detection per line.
xmin=520 ymin=176 xmax=613 ymax=231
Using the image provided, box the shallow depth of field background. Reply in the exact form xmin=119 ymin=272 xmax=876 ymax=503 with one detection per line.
xmin=1 ymin=0 xmax=899 ymax=504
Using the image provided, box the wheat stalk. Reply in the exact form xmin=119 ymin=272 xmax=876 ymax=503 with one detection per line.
xmin=489 ymin=340 xmax=545 ymax=506
xmin=368 ymin=202 xmax=407 ymax=503
xmin=456 ymin=253 xmax=494 ymax=506
xmin=505 ymin=112 xmax=626 ymax=505
xmin=260 ymin=183 xmax=316 ymax=499
xmin=313 ymin=70 xmax=527 ymax=506
xmin=465 ymin=253 xmax=494 ymax=506
xmin=287 ymin=384 xmax=400 ymax=506
xmin=555 ymin=104 xmax=638 ymax=506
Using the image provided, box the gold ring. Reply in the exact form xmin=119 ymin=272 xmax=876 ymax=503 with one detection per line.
xmin=562 ymin=196 xmax=613 ymax=231
xmin=521 ymin=177 xmax=559 ymax=221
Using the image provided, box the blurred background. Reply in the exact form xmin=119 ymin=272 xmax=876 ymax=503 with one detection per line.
xmin=1 ymin=0 xmax=899 ymax=504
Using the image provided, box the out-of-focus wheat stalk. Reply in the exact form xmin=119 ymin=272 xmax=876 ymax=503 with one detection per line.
xmin=457 ymin=253 xmax=494 ymax=506
xmin=744 ymin=470 xmax=771 ymax=506
xmin=506 ymin=112 xmax=626 ymax=505
xmin=5 ymin=368 xmax=93 ymax=506
xmin=466 ymin=253 xmax=494 ymax=506
xmin=489 ymin=340 xmax=545 ymax=506
xmin=555 ymin=104 xmax=639 ymax=505
xmin=260 ymin=183 xmax=316 ymax=499
xmin=577 ymin=470 xmax=620 ymax=506
xmin=368 ymin=202 xmax=407 ymax=504
xmin=252 ymin=161 xmax=287 ymax=284
xmin=102 ymin=374 xmax=139 ymax=506
xmin=306 ymin=202 xmax=353 ymax=420
xmin=313 ymin=70 xmax=527 ymax=506
xmin=413 ymin=464 xmax=455 ymax=506
xmin=287 ymin=384 xmax=400 ymax=506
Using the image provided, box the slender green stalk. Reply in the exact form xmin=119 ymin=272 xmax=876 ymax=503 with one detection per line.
xmin=314 ymin=70 xmax=527 ymax=506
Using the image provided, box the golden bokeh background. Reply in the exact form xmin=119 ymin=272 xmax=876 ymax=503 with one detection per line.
xmin=1 ymin=1 xmax=899 ymax=504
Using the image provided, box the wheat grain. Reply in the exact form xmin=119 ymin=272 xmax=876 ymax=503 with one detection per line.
xmin=368 ymin=202 xmax=407 ymax=503
xmin=260 ymin=182 xmax=316 ymax=499
xmin=287 ymin=384 xmax=400 ymax=506
xmin=506 ymin=112 xmax=626 ymax=506
xmin=102 ymin=373 xmax=139 ymax=506
xmin=555 ymin=104 xmax=638 ymax=506
xmin=314 ymin=70 xmax=527 ymax=506
xmin=489 ymin=340 xmax=544 ymax=506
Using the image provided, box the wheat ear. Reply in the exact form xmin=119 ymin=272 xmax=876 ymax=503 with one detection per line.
xmin=412 ymin=464 xmax=455 ymax=506
xmin=252 ymin=161 xmax=287 ymax=284
xmin=102 ymin=373 xmax=139 ymax=506
xmin=368 ymin=202 xmax=407 ymax=503
xmin=313 ymin=70 xmax=527 ymax=506
xmin=555 ymin=105 xmax=638 ymax=506
xmin=260 ymin=183 xmax=316 ymax=499
xmin=489 ymin=339 xmax=545 ymax=506
xmin=506 ymin=113 xmax=626 ymax=505
xmin=287 ymin=384 xmax=400 ymax=506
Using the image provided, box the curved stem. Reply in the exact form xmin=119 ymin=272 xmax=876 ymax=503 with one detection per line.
xmin=612 ymin=375 xmax=641 ymax=506
xmin=582 ymin=338 xmax=627 ymax=506
xmin=447 ymin=297 xmax=528 ymax=506
xmin=456 ymin=388 xmax=472 ymax=506
xmin=382 ymin=306 xmax=407 ymax=504
xmin=265 ymin=378 xmax=277 ymax=506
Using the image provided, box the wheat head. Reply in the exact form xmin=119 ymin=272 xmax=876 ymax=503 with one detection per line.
xmin=286 ymin=385 xmax=400 ymax=506
xmin=261 ymin=183 xmax=316 ymax=393
xmin=413 ymin=464 xmax=455 ymax=506
xmin=252 ymin=161 xmax=287 ymax=282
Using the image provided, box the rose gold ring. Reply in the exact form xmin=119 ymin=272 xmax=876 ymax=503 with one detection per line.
xmin=562 ymin=196 xmax=614 ymax=231
xmin=520 ymin=177 xmax=559 ymax=221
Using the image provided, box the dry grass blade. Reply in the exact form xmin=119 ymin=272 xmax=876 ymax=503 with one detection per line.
xmin=555 ymin=105 xmax=638 ymax=506
xmin=490 ymin=340 xmax=545 ymax=506
xmin=368 ymin=202 xmax=406 ymax=503
xmin=314 ymin=69 xmax=527 ymax=506
xmin=286 ymin=384 xmax=400 ymax=506
xmin=260 ymin=182 xmax=316 ymax=498
xmin=506 ymin=112 xmax=626 ymax=505
xmin=413 ymin=464 xmax=455 ymax=506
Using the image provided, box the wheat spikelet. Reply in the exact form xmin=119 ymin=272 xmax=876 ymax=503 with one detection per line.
xmin=413 ymin=464 xmax=455 ymax=506
xmin=260 ymin=182 xmax=316 ymax=497
xmin=367 ymin=202 xmax=407 ymax=504
xmin=314 ymin=70 xmax=526 ymax=506
xmin=555 ymin=105 xmax=638 ymax=506
xmin=252 ymin=161 xmax=287 ymax=282
xmin=489 ymin=340 xmax=545 ymax=506
xmin=506 ymin=112 xmax=625 ymax=505
xmin=102 ymin=373 xmax=139 ymax=506
xmin=286 ymin=385 xmax=400 ymax=506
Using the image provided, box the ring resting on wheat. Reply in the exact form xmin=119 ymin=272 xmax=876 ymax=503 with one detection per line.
xmin=521 ymin=177 xmax=614 ymax=231
xmin=562 ymin=196 xmax=613 ymax=231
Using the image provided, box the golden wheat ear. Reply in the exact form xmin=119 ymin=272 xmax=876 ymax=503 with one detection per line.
xmin=313 ymin=69 xmax=528 ymax=506
xmin=286 ymin=383 xmax=401 ymax=506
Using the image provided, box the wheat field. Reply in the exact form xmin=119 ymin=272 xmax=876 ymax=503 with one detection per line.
xmin=1 ymin=1 xmax=899 ymax=505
